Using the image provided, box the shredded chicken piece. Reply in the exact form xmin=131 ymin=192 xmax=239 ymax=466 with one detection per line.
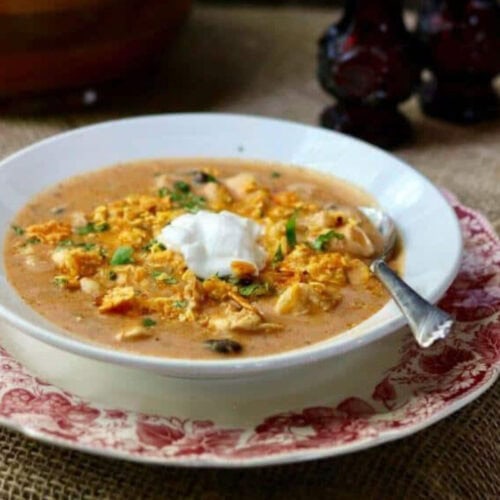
xmin=224 ymin=173 xmax=258 ymax=199
xmin=115 ymin=326 xmax=154 ymax=341
xmin=346 ymin=259 xmax=371 ymax=285
xmin=275 ymin=282 xmax=340 ymax=315
xmin=339 ymin=225 xmax=375 ymax=258
xmin=80 ymin=277 xmax=101 ymax=297
xmin=200 ymin=182 xmax=233 ymax=210
xmin=70 ymin=211 xmax=87 ymax=229
xmin=209 ymin=306 xmax=281 ymax=332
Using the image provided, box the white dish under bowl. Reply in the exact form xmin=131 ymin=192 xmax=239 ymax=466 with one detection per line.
xmin=0 ymin=113 xmax=462 ymax=378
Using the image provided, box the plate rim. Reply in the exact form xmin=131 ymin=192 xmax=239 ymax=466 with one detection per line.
xmin=0 ymin=343 xmax=497 ymax=468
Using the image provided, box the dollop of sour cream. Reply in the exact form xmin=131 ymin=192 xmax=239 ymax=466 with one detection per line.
xmin=157 ymin=210 xmax=267 ymax=279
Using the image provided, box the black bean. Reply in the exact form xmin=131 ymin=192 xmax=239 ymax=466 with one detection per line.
xmin=204 ymin=338 xmax=243 ymax=354
xmin=192 ymin=171 xmax=216 ymax=184
xmin=238 ymin=277 xmax=254 ymax=286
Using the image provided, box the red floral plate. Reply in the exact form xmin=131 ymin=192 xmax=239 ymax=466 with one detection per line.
xmin=0 ymin=193 xmax=498 ymax=467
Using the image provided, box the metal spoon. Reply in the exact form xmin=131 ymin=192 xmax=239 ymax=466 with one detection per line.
xmin=359 ymin=207 xmax=454 ymax=348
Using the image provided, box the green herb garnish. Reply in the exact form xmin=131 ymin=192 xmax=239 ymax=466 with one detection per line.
xmin=171 ymin=190 xmax=206 ymax=212
xmin=57 ymin=240 xmax=98 ymax=252
xmin=142 ymin=318 xmax=157 ymax=328
xmin=272 ymin=245 xmax=284 ymax=266
xmin=285 ymin=212 xmax=297 ymax=249
xmin=159 ymin=183 xmax=206 ymax=213
xmin=11 ymin=225 xmax=25 ymax=236
xmin=75 ymin=222 xmax=110 ymax=235
xmin=173 ymin=300 xmax=188 ymax=308
xmin=58 ymin=239 xmax=74 ymax=248
xmin=53 ymin=276 xmax=68 ymax=288
xmin=151 ymin=270 xmax=178 ymax=284
xmin=271 ymin=171 xmax=281 ymax=178
xmin=110 ymin=246 xmax=134 ymax=266
xmin=216 ymin=274 xmax=240 ymax=285
xmin=238 ymin=282 xmax=272 ymax=297
xmin=143 ymin=239 xmax=166 ymax=252
xmin=174 ymin=180 xmax=191 ymax=193
xmin=311 ymin=230 xmax=344 ymax=251
xmin=23 ymin=236 xmax=41 ymax=246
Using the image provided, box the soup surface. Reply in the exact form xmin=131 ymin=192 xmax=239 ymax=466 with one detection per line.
xmin=5 ymin=159 xmax=400 ymax=359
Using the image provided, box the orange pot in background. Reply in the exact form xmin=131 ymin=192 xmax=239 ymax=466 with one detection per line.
xmin=0 ymin=0 xmax=192 ymax=97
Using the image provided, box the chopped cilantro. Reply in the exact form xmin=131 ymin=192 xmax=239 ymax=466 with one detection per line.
xmin=57 ymin=240 xmax=98 ymax=252
xmin=174 ymin=180 xmax=191 ymax=193
xmin=53 ymin=276 xmax=68 ymax=288
xmin=311 ymin=230 xmax=344 ymax=251
xmin=143 ymin=239 xmax=166 ymax=252
xmin=239 ymin=282 xmax=272 ymax=297
xmin=58 ymin=239 xmax=74 ymax=248
xmin=285 ymin=212 xmax=297 ymax=249
xmin=110 ymin=246 xmax=134 ymax=266
xmin=217 ymin=274 xmax=240 ymax=285
xmin=271 ymin=171 xmax=281 ymax=178
xmin=82 ymin=243 xmax=98 ymax=252
xmin=11 ymin=225 xmax=25 ymax=236
xmin=151 ymin=270 xmax=178 ymax=284
xmin=173 ymin=300 xmax=188 ymax=308
xmin=159 ymin=183 xmax=206 ymax=212
xmin=142 ymin=318 xmax=157 ymax=328
xmin=23 ymin=236 xmax=41 ymax=246
xmin=272 ymin=245 xmax=284 ymax=265
xmin=184 ymin=195 xmax=206 ymax=212
xmin=75 ymin=222 xmax=110 ymax=235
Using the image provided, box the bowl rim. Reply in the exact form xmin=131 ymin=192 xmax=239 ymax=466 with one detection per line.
xmin=0 ymin=112 xmax=463 ymax=377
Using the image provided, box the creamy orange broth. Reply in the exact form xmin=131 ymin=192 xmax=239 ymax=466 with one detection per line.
xmin=5 ymin=159 xmax=400 ymax=359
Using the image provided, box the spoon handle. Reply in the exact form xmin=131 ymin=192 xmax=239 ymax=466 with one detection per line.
xmin=371 ymin=260 xmax=454 ymax=348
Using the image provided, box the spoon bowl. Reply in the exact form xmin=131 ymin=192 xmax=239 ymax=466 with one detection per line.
xmin=360 ymin=206 xmax=454 ymax=348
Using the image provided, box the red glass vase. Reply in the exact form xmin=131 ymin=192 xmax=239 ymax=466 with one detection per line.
xmin=417 ymin=0 xmax=500 ymax=124
xmin=318 ymin=0 xmax=421 ymax=149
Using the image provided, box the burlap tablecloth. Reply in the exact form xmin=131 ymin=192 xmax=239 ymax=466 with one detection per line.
xmin=0 ymin=5 xmax=498 ymax=499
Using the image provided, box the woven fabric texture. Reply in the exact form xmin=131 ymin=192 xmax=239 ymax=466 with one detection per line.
xmin=0 ymin=5 xmax=498 ymax=499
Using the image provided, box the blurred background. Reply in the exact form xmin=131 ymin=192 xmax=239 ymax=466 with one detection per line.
xmin=0 ymin=1 xmax=426 ymax=112
xmin=0 ymin=0 xmax=497 ymax=144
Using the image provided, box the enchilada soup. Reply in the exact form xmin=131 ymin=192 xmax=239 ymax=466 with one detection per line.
xmin=4 ymin=159 xmax=401 ymax=359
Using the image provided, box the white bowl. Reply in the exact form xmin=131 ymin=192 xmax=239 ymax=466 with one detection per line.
xmin=0 ymin=113 xmax=462 ymax=378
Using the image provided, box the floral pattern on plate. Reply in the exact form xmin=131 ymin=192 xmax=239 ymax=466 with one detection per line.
xmin=0 ymin=193 xmax=498 ymax=466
